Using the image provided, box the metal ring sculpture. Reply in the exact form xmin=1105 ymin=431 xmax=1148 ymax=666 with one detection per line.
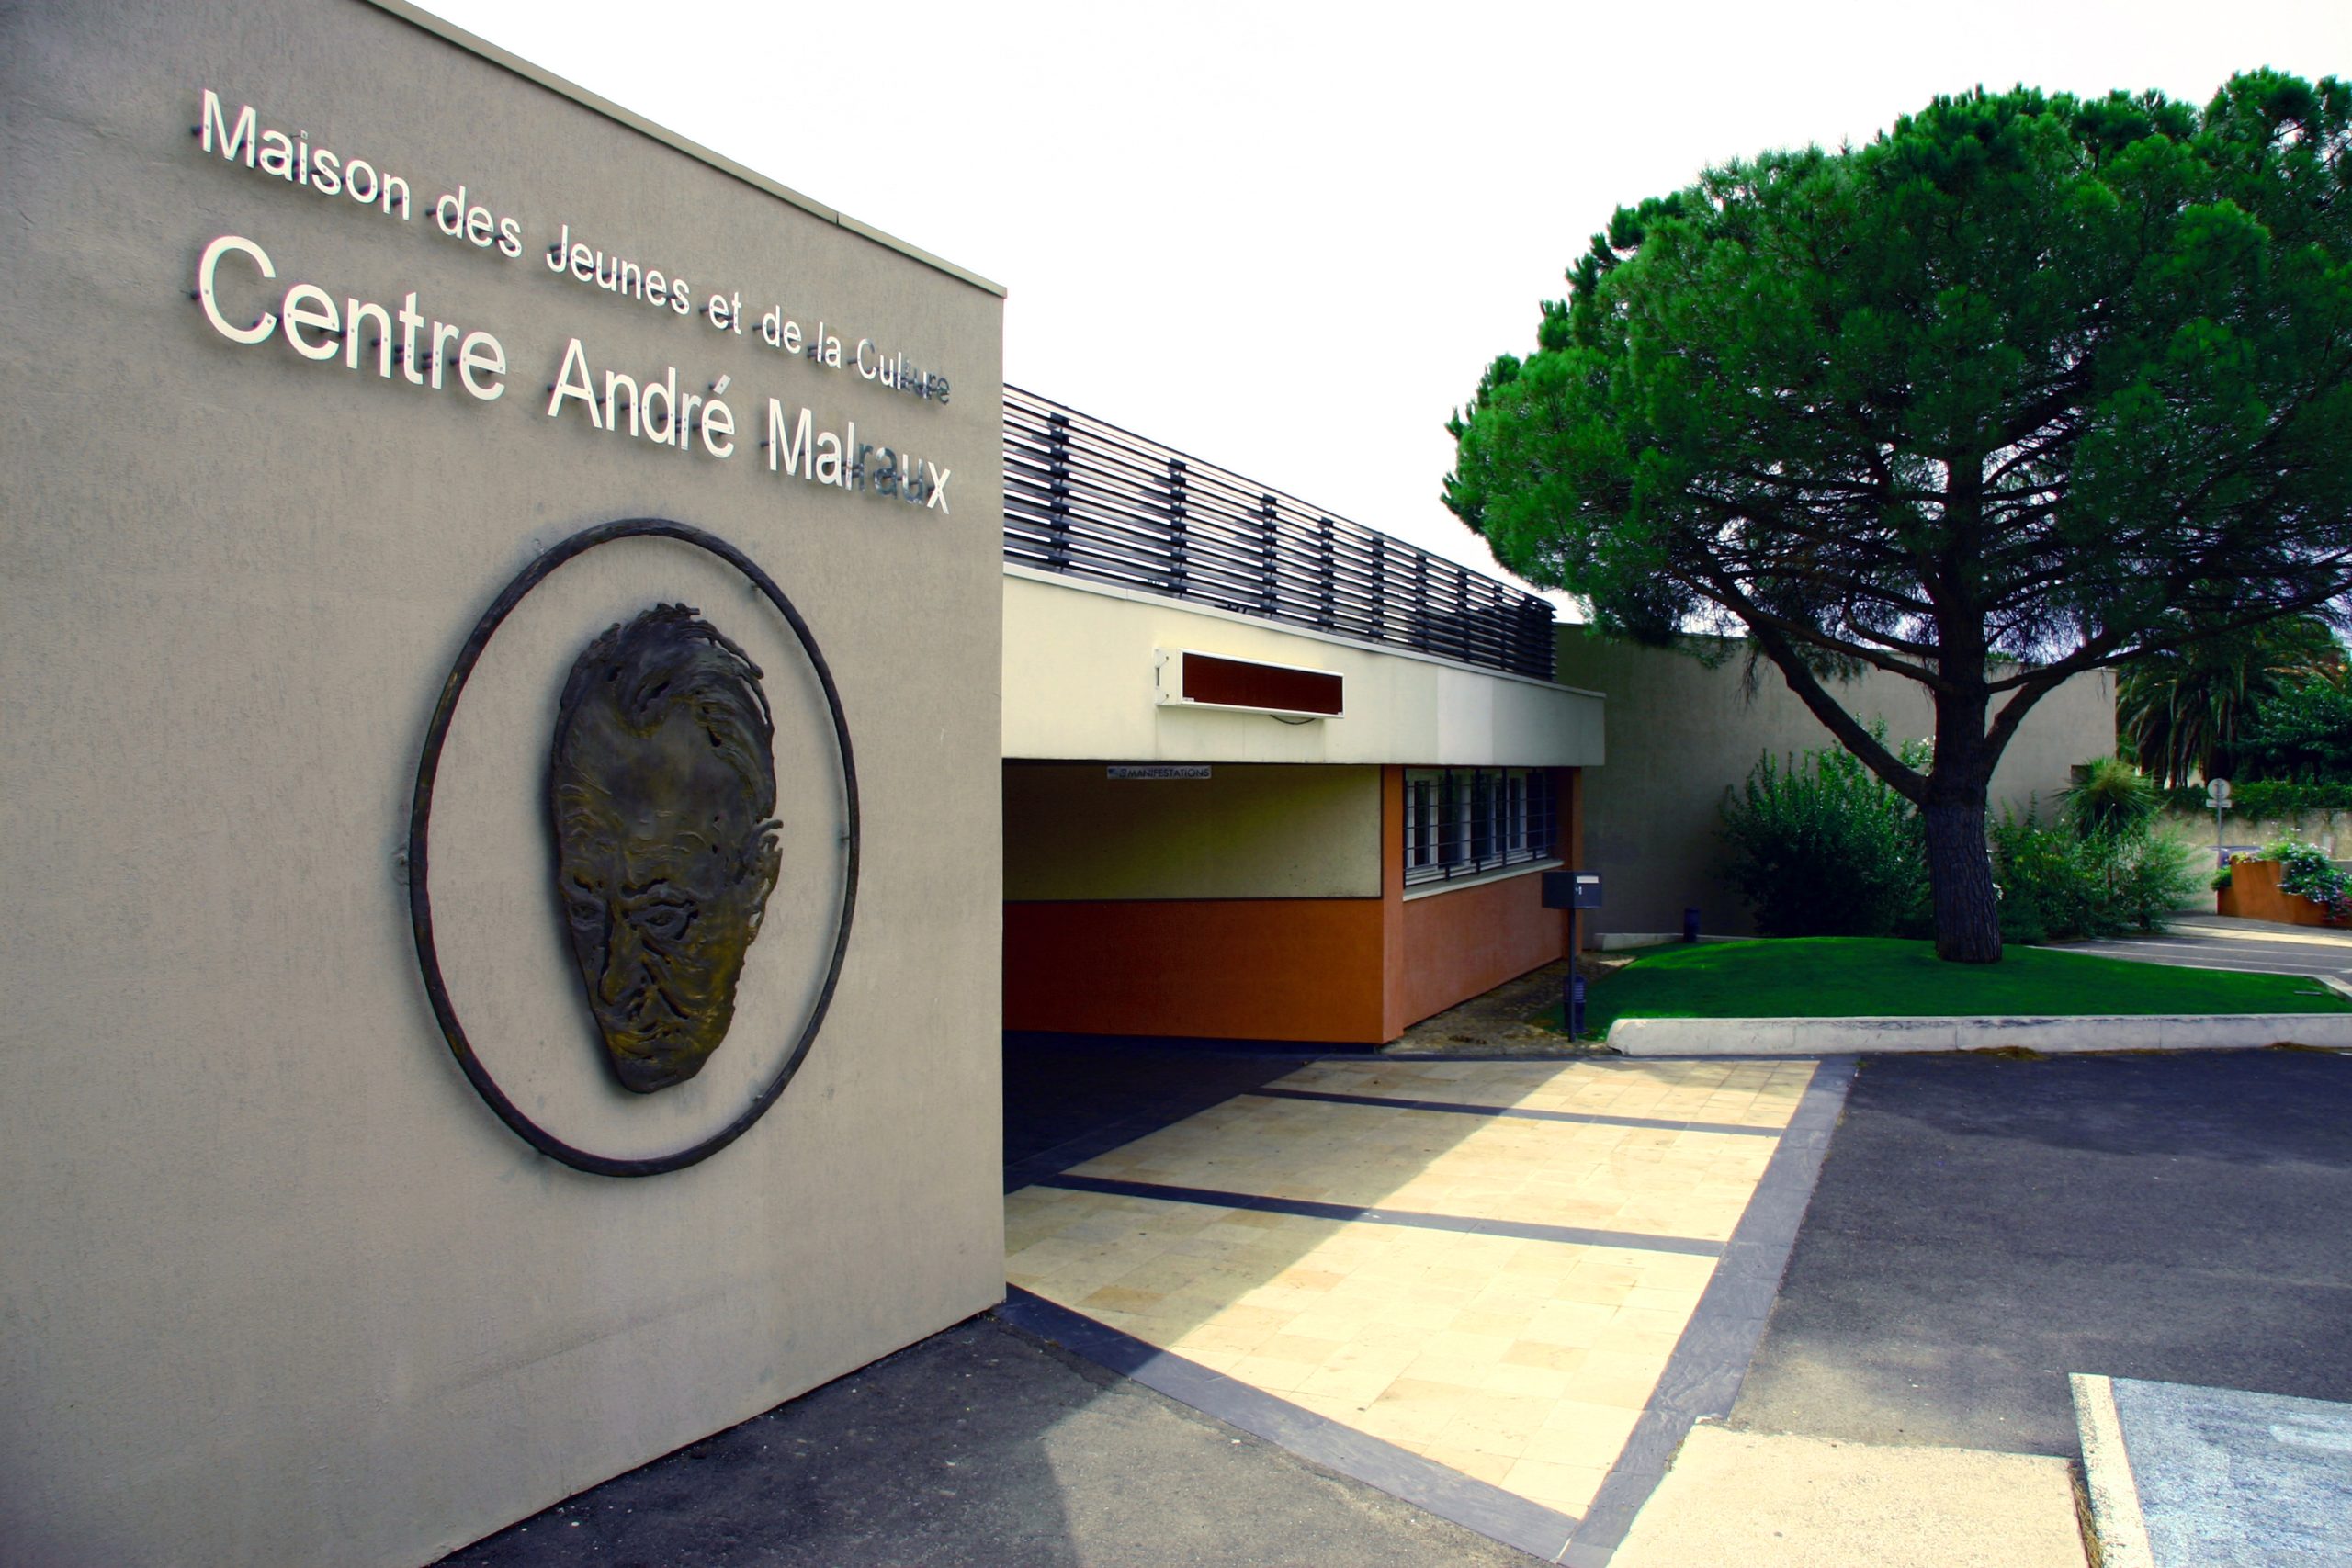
xmin=408 ymin=518 xmax=858 ymax=1176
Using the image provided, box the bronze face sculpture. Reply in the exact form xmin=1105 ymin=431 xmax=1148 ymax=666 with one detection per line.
xmin=550 ymin=604 xmax=781 ymax=1093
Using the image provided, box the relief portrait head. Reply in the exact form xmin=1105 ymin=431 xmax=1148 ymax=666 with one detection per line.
xmin=549 ymin=604 xmax=781 ymax=1093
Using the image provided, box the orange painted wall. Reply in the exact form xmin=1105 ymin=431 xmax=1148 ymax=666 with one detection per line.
xmin=1002 ymin=766 xmax=1586 ymax=1045
xmin=1395 ymin=873 xmax=1571 ymax=1033
xmin=1377 ymin=764 xmax=1581 ymax=1038
xmin=1002 ymin=897 xmax=1390 ymax=1043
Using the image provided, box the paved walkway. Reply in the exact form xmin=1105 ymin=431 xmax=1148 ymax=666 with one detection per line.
xmin=1611 ymin=1424 xmax=2085 ymax=1568
xmin=1004 ymin=1053 xmax=1841 ymax=1562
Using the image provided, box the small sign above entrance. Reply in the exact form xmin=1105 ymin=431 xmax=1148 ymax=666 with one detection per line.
xmin=1107 ymin=764 xmax=1212 ymax=780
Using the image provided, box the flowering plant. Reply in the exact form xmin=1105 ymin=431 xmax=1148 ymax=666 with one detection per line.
xmin=2230 ymin=839 xmax=2352 ymax=922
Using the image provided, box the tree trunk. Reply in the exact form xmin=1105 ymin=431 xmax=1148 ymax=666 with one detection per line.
xmin=1924 ymin=642 xmax=2005 ymax=963
xmin=1922 ymin=792 xmax=2002 ymax=961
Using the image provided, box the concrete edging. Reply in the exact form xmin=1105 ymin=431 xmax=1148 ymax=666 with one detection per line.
xmin=1607 ymin=1013 xmax=2352 ymax=1056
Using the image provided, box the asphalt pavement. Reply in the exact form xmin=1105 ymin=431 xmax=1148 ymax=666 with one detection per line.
xmin=2052 ymin=914 xmax=2352 ymax=983
xmin=1727 ymin=1049 xmax=2352 ymax=1456
xmin=437 ymin=1311 xmax=1531 ymax=1568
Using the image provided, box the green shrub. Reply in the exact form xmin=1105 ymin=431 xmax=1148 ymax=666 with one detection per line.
xmin=2231 ymin=778 xmax=2352 ymax=824
xmin=1720 ymin=739 xmax=1927 ymax=937
xmin=2061 ymin=757 xmax=2160 ymax=840
xmin=1990 ymin=804 xmax=2201 ymax=942
xmin=2160 ymin=778 xmax=2352 ymax=825
xmin=1988 ymin=808 xmax=2086 ymax=943
xmin=2113 ymin=830 xmax=2204 ymax=930
xmin=2164 ymin=784 xmax=2211 ymax=814
xmin=1723 ymin=745 xmax=2200 ymax=943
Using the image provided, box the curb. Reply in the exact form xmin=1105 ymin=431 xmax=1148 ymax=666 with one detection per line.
xmin=2070 ymin=1374 xmax=2155 ymax=1568
xmin=1607 ymin=1012 xmax=2352 ymax=1056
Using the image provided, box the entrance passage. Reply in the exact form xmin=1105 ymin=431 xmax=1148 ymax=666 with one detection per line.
xmin=1000 ymin=1037 xmax=1826 ymax=1554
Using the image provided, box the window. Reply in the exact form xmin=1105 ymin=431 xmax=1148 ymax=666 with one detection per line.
xmin=1403 ymin=768 xmax=1558 ymax=886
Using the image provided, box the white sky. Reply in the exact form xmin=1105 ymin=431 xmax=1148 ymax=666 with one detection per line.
xmin=421 ymin=0 xmax=2349 ymax=604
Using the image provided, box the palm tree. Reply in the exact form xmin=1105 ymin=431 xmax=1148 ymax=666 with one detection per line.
xmin=2117 ymin=615 xmax=2344 ymax=788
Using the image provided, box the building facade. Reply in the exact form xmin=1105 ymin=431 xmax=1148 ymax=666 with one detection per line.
xmin=999 ymin=394 xmax=1604 ymax=1044
xmin=0 ymin=5 xmax=2123 ymax=1564
xmin=2 ymin=4 xmax=1005 ymax=1563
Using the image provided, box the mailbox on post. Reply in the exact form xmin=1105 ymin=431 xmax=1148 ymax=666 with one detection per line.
xmin=1541 ymin=872 xmax=1601 ymax=1038
xmin=1542 ymin=871 xmax=1603 ymax=911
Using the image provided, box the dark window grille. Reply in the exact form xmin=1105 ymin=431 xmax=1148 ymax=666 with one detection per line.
xmin=1403 ymin=768 xmax=1557 ymax=886
xmin=1004 ymin=387 xmax=1557 ymax=681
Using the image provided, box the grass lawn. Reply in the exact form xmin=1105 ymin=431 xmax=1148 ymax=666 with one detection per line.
xmin=1547 ymin=937 xmax=2352 ymax=1037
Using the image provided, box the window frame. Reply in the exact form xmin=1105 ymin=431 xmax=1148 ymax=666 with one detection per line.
xmin=1402 ymin=766 xmax=1558 ymax=886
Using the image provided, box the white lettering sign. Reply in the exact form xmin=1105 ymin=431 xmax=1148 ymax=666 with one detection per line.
xmin=184 ymin=86 xmax=962 ymax=521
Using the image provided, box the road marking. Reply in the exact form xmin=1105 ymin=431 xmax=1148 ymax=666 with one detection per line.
xmin=2270 ymin=1420 xmax=2352 ymax=1453
xmin=1245 ymin=1085 xmax=1787 ymax=1137
xmin=1034 ymin=1172 xmax=1728 ymax=1256
xmin=2064 ymin=937 xmax=2338 ymax=960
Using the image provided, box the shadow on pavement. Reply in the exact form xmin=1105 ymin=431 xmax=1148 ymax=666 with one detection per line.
xmin=435 ymin=1313 xmax=1532 ymax=1568
xmin=437 ymin=1033 xmax=1542 ymax=1567
xmin=1002 ymin=1031 xmax=1329 ymax=1190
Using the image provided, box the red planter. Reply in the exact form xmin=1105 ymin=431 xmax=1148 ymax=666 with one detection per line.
xmin=2217 ymin=855 xmax=2349 ymax=927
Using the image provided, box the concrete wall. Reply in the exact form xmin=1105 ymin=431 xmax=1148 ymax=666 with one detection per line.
xmin=1004 ymin=762 xmax=1381 ymax=899
xmin=1556 ymin=634 xmax=2118 ymax=939
xmin=2164 ymin=809 xmax=2348 ymax=862
xmin=0 ymin=4 xmax=1004 ymax=1564
xmin=1005 ymin=568 xmax=1605 ymax=767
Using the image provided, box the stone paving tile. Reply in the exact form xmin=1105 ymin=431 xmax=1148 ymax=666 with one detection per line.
xmin=1008 ymin=1057 xmax=1816 ymax=1521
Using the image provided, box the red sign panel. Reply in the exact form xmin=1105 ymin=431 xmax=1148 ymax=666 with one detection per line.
xmin=1180 ymin=651 xmax=1344 ymax=716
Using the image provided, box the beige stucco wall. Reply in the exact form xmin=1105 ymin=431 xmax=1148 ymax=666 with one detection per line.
xmin=1005 ymin=762 xmax=1382 ymax=899
xmin=1005 ymin=567 xmax=1605 ymax=766
xmin=1555 ymin=634 xmax=2118 ymax=938
xmin=0 ymin=4 xmax=1004 ymax=1565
